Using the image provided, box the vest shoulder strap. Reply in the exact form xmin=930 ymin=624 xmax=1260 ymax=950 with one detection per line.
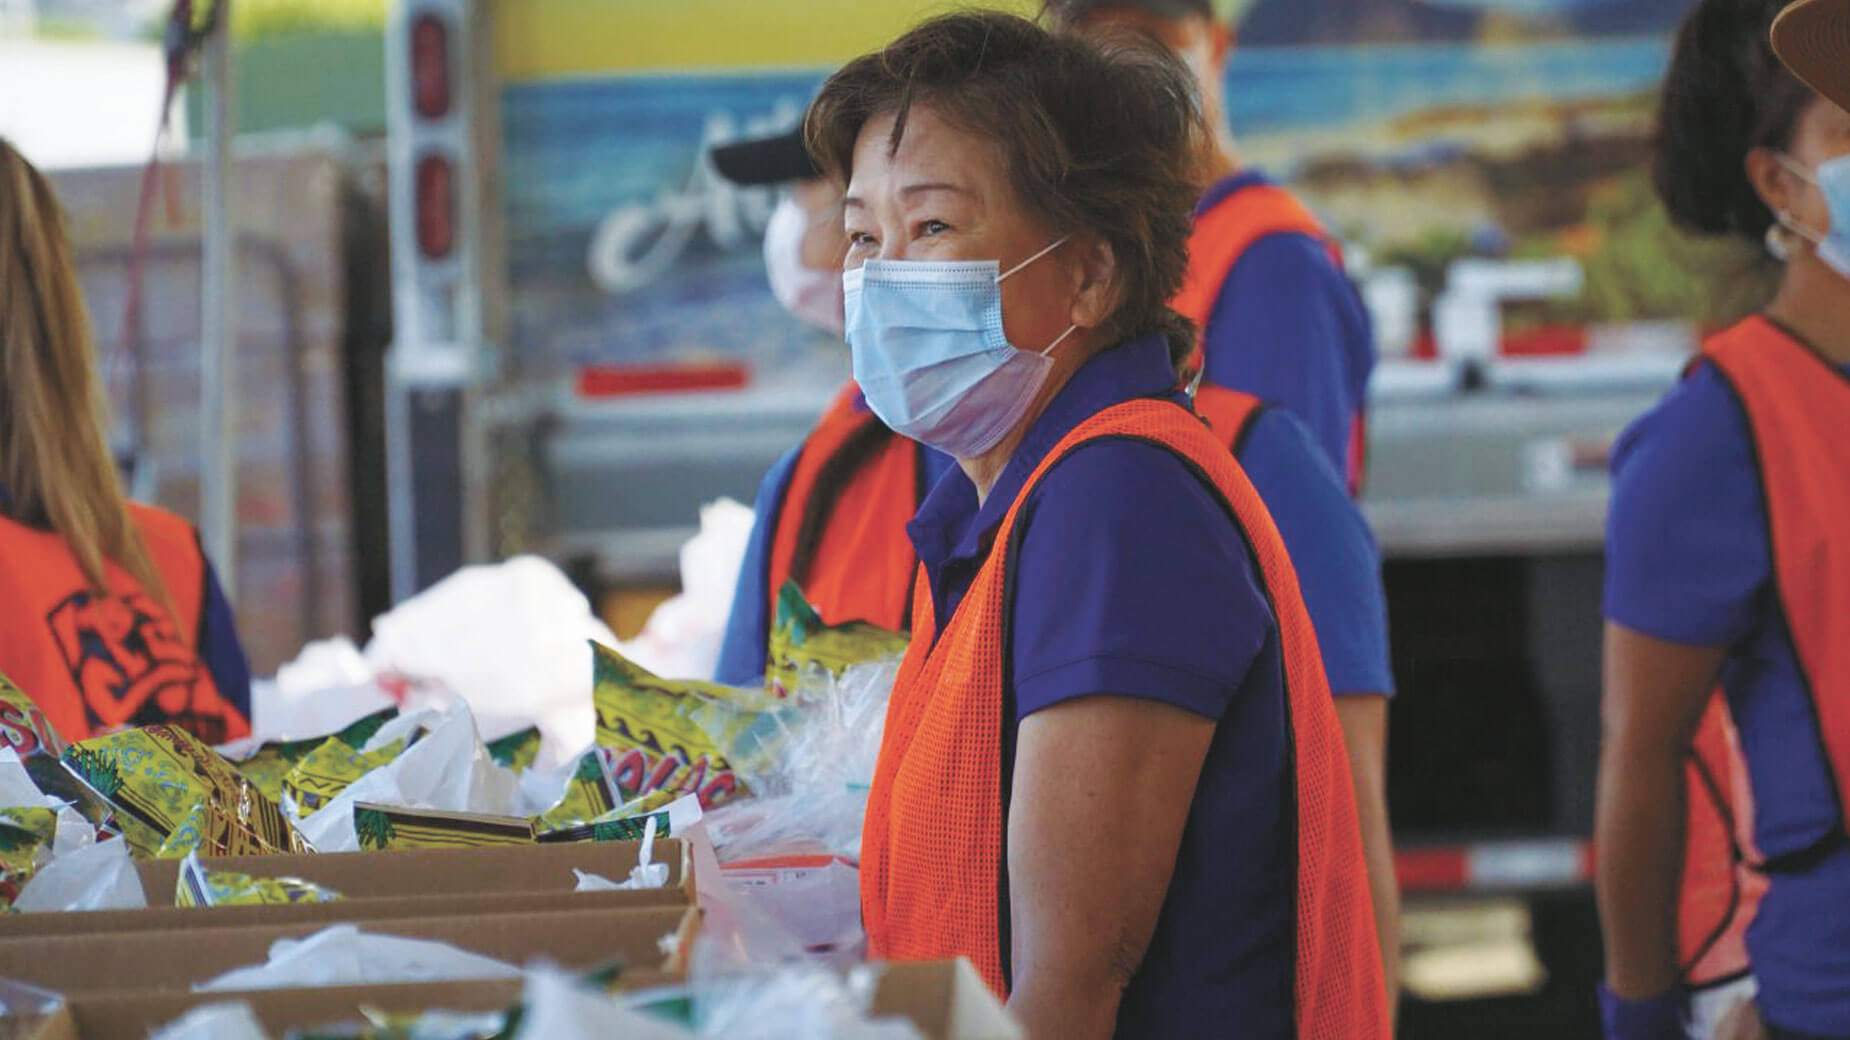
xmin=1174 ymin=184 xmax=1334 ymax=327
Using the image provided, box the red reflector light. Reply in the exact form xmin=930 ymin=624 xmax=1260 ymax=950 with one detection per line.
xmin=575 ymin=363 xmax=749 ymax=398
xmin=411 ymin=14 xmax=451 ymax=120
xmin=415 ymin=155 xmax=455 ymax=259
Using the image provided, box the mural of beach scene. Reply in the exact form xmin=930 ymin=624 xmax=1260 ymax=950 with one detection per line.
xmin=494 ymin=0 xmax=1761 ymax=381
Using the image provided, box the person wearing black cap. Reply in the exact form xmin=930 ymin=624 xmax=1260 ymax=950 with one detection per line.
xmin=710 ymin=127 xmax=957 ymax=686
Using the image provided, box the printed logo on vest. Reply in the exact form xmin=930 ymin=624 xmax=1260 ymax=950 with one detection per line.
xmin=45 ymin=589 xmax=228 ymax=743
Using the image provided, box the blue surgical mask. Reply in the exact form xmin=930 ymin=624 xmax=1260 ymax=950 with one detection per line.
xmin=1776 ymin=152 xmax=1850 ymax=279
xmin=844 ymin=236 xmax=1076 ymax=459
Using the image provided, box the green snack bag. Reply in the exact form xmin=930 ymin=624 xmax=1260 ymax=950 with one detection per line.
xmin=284 ymin=733 xmax=407 ymax=816
xmin=61 ymin=725 xmax=301 ymax=858
xmin=0 ymin=807 xmax=58 ymax=909
xmin=590 ymin=643 xmax=782 ymax=810
xmin=487 ymin=727 xmax=542 ymax=775
xmin=353 ymin=803 xmax=536 ymax=852
xmin=765 ymin=581 xmax=910 ymax=700
xmin=175 ymin=851 xmax=343 ymax=908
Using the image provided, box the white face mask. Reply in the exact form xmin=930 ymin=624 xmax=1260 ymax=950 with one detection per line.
xmin=763 ymin=193 xmax=845 ymax=335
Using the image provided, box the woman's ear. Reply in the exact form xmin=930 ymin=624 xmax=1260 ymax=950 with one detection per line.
xmin=1746 ymin=146 xmax=1798 ymax=225
xmin=1068 ymin=235 xmax=1120 ymax=331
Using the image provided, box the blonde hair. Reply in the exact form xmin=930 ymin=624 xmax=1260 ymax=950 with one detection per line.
xmin=0 ymin=138 xmax=168 ymax=603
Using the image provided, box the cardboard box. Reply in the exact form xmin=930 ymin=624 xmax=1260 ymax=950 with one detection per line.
xmin=869 ymin=959 xmax=1023 ymax=1040
xmin=0 ymin=904 xmax=696 ymax=997
xmin=0 ymin=839 xmax=691 ymax=941
xmin=25 ymin=958 xmax=1018 ymax=1040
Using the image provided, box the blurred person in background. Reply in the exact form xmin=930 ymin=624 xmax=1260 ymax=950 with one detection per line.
xmin=1044 ymin=0 xmax=1376 ymax=497
xmin=1045 ymin=0 xmax=1399 ymax=1002
xmin=710 ymin=127 xmax=957 ymax=686
xmin=811 ymin=14 xmax=1386 ymax=1038
xmin=1595 ymin=0 xmax=1850 ymax=1037
xmin=0 ymin=139 xmax=251 ymax=746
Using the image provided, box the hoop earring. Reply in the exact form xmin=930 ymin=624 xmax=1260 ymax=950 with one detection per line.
xmin=1766 ymin=220 xmax=1792 ymax=262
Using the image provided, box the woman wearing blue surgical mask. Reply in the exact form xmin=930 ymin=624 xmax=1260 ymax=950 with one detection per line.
xmin=1596 ymin=2 xmax=1850 ymax=1039
xmin=710 ymin=134 xmax=960 ymax=687
xmin=808 ymin=14 xmax=1386 ymax=1039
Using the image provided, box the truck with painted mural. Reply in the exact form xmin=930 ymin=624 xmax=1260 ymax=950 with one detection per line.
xmin=378 ymin=0 xmax=1757 ymax=1030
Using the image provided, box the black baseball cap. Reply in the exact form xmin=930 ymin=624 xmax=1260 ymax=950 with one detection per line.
xmin=709 ymin=127 xmax=820 ymax=186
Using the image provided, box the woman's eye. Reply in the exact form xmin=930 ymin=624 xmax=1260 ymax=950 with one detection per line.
xmin=920 ymin=220 xmax=950 ymax=237
xmin=847 ymin=231 xmax=878 ymax=248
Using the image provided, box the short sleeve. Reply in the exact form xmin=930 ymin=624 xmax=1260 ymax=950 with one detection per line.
xmin=713 ymin=446 xmax=802 ymax=685
xmin=1237 ymin=409 xmax=1393 ymax=697
xmin=1009 ymin=441 xmax=1273 ymax=722
xmin=1202 ymin=233 xmax=1372 ymax=478
xmin=1603 ymin=365 xmax=1771 ymax=648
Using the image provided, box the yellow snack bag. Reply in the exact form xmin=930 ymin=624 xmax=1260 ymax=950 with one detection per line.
xmin=353 ymin=803 xmax=536 ymax=851
xmin=590 ymin=643 xmax=779 ymax=810
xmin=487 ymin=727 xmax=542 ymax=775
xmin=535 ymin=748 xmax=624 ymax=832
xmin=0 ymin=807 xmax=58 ymax=909
xmin=283 ymin=733 xmax=407 ymax=816
xmin=61 ymin=725 xmax=298 ymax=858
xmin=155 ymin=786 xmax=309 ymax=859
xmin=765 ymin=581 xmax=909 ymax=700
xmin=537 ymin=789 xmax=680 ymax=845
xmin=235 ymin=710 xmax=398 ymax=803
xmin=0 ymin=670 xmax=63 ymax=762
xmin=175 ymin=852 xmax=342 ymax=908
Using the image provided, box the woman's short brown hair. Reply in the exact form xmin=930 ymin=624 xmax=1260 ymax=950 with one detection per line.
xmin=805 ymin=11 xmax=1206 ymax=363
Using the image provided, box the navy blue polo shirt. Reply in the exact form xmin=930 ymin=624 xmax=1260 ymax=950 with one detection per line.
xmin=1604 ymin=339 xmax=1850 ymax=1036
xmin=908 ymin=333 xmax=1294 ymax=1038
xmin=1198 ymin=171 xmax=1376 ymax=484
xmin=0 ymin=482 xmax=252 ymax=723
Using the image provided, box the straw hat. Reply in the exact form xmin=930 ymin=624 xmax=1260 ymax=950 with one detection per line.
xmin=1772 ymin=0 xmax=1850 ymax=113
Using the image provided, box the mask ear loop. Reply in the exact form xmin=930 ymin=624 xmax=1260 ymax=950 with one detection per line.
xmin=1772 ymin=153 xmax=1830 ymax=249
xmin=998 ymin=234 xmax=1073 ymax=282
xmin=1039 ymin=324 xmax=1080 ymax=357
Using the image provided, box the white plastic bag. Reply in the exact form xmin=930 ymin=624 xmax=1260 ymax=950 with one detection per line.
xmin=616 ymin=499 xmax=754 ymax=682
xmin=244 ymin=636 xmax=397 ymax=748
xmin=512 ymin=969 xmax=693 ymax=1040
xmin=364 ymin=556 xmax=611 ymax=770
xmin=291 ymin=703 xmax=520 ymax=853
xmin=195 ymin=924 xmax=520 ymax=992
xmin=13 ymin=836 xmax=146 ymax=912
xmin=147 ymin=1002 xmax=269 ymax=1040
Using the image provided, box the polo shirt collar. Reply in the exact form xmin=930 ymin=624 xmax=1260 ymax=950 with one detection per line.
xmin=907 ymin=332 xmax=1183 ymax=572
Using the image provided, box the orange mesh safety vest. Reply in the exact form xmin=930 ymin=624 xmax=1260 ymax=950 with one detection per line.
xmin=1195 ymin=383 xmax=1267 ymax=452
xmin=766 ymin=383 xmax=922 ymax=632
xmin=1705 ymin=316 xmax=1850 ymax=838
xmin=1173 ymin=183 xmax=1367 ymax=495
xmin=1679 ymin=693 xmax=1765 ymax=987
xmin=0 ymin=503 xmax=248 ymax=746
xmin=860 ymin=398 xmax=1388 ymax=1038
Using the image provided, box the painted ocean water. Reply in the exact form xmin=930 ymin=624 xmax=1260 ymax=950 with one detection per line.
xmin=498 ymin=37 xmax=1671 ymax=374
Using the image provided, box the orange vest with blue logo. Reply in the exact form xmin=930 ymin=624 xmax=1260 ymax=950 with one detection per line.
xmin=1174 ymin=182 xmax=1367 ymax=494
xmin=1673 ymin=316 xmax=1850 ymax=983
xmin=767 ymin=383 xmax=922 ymax=633
xmin=859 ymin=398 xmax=1388 ymax=1038
xmin=0 ymin=503 xmax=248 ymax=746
